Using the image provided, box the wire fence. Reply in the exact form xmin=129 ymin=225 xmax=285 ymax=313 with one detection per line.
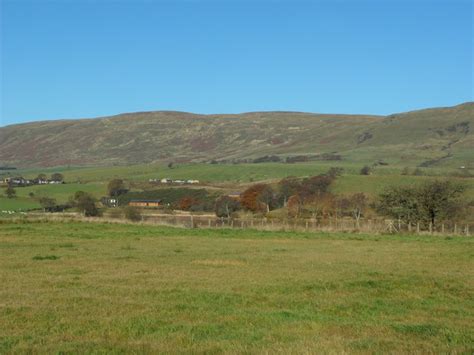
xmin=5 ymin=212 xmax=472 ymax=236
xmin=141 ymin=214 xmax=472 ymax=236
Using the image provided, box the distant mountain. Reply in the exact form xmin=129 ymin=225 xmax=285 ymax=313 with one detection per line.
xmin=1 ymin=103 xmax=472 ymax=168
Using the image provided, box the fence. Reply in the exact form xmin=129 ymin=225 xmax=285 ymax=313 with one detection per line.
xmin=9 ymin=211 xmax=472 ymax=236
xmin=140 ymin=214 xmax=472 ymax=236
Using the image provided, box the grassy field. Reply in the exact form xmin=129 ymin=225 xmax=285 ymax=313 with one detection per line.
xmin=1 ymin=221 xmax=473 ymax=353
xmin=10 ymin=162 xmax=470 ymax=184
xmin=2 ymin=162 xmax=474 ymax=212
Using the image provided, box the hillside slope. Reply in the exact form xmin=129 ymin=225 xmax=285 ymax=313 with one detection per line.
xmin=0 ymin=102 xmax=472 ymax=168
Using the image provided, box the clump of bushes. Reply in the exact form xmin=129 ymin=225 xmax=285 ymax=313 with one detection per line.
xmin=124 ymin=206 xmax=142 ymax=222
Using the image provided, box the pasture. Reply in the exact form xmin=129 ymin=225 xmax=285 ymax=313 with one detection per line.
xmin=1 ymin=221 xmax=472 ymax=353
xmin=2 ymin=162 xmax=474 ymax=212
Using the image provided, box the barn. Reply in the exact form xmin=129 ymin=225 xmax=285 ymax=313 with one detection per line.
xmin=128 ymin=199 xmax=162 ymax=208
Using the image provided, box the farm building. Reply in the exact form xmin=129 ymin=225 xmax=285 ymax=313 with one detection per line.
xmin=101 ymin=197 xmax=118 ymax=208
xmin=128 ymin=199 xmax=162 ymax=208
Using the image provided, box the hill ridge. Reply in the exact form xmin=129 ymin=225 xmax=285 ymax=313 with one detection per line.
xmin=1 ymin=102 xmax=472 ymax=168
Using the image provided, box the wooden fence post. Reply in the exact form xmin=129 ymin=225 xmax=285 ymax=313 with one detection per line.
xmin=465 ymin=225 xmax=469 ymax=237
xmin=429 ymin=222 xmax=432 ymax=234
xmin=454 ymin=224 xmax=457 ymax=234
xmin=416 ymin=222 xmax=420 ymax=234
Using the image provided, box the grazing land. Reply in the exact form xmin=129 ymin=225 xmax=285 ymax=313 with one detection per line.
xmin=1 ymin=221 xmax=473 ymax=353
xmin=2 ymin=162 xmax=474 ymax=213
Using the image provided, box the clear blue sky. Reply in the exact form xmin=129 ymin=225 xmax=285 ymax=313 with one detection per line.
xmin=1 ymin=0 xmax=472 ymax=126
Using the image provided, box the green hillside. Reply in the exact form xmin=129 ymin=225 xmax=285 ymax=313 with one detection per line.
xmin=0 ymin=102 xmax=472 ymax=168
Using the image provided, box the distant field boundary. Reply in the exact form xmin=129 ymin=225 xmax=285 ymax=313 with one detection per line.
xmin=4 ymin=213 xmax=472 ymax=237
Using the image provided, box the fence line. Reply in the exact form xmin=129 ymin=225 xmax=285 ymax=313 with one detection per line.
xmin=141 ymin=214 xmax=472 ymax=236
xmin=7 ymin=213 xmax=472 ymax=236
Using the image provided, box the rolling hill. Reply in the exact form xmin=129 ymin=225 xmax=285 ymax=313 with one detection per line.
xmin=0 ymin=102 xmax=472 ymax=168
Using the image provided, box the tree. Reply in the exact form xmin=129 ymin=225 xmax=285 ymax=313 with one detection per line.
xmin=73 ymin=190 xmax=87 ymax=202
xmin=124 ymin=206 xmax=142 ymax=222
xmin=5 ymin=185 xmax=16 ymax=199
xmin=417 ymin=180 xmax=465 ymax=227
xmin=377 ymin=186 xmax=420 ymax=224
xmin=51 ymin=172 xmax=64 ymax=182
xmin=377 ymin=180 xmax=466 ymax=227
xmin=37 ymin=173 xmax=47 ymax=181
xmin=215 ymin=196 xmax=240 ymax=218
xmin=39 ymin=197 xmax=57 ymax=212
xmin=360 ymin=166 xmax=371 ymax=175
xmin=168 ymin=162 xmax=174 ymax=169
xmin=287 ymin=195 xmax=302 ymax=218
xmin=257 ymin=185 xmax=276 ymax=212
xmin=348 ymin=193 xmax=368 ymax=226
xmin=178 ymin=196 xmax=199 ymax=211
xmin=303 ymin=193 xmax=336 ymax=220
xmin=327 ymin=167 xmax=344 ymax=178
xmin=277 ymin=177 xmax=301 ymax=207
xmin=241 ymin=184 xmax=275 ymax=213
xmin=298 ymin=175 xmax=334 ymax=202
xmin=76 ymin=193 xmax=100 ymax=217
xmin=107 ymin=179 xmax=127 ymax=197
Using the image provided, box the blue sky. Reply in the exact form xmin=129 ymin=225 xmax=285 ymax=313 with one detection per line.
xmin=1 ymin=0 xmax=472 ymax=126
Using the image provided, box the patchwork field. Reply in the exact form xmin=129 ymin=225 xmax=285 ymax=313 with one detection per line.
xmin=1 ymin=221 xmax=473 ymax=353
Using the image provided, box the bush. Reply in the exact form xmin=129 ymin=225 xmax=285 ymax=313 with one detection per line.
xmin=76 ymin=193 xmax=100 ymax=217
xmin=124 ymin=206 xmax=142 ymax=222
xmin=360 ymin=166 xmax=372 ymax=175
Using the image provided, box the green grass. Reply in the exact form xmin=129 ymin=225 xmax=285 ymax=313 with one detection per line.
xmin=16 ymin=183 xmax=106 ymax=202
xmin=3 ymin=162 xmax=473 ymax=212
xmin=12 ymin=162 xmax=471 ymax=184
xmin=1 ymin=221 xmax=472 ymax=353
xmin=0 ymin=183 xmax=106 ymax=212
xmin=0 ymin=197 xmax=40 ymax=211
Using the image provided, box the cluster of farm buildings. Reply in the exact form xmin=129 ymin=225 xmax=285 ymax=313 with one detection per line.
xmin=1 ymin=177 xmax=64 ymax=187
xmin=148 ymin=178 xmax=200 ymax=185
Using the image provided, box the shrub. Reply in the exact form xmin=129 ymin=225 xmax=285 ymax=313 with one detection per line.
xmin=76 ymin=193 xmax=100 ymax=217
xmin=360 ymin=166 xmax=372 ymax=175
xmin=124 ymin=206 xmax=142 ymax=222
xmin=5 ymin=185 xmax=16 ymax=198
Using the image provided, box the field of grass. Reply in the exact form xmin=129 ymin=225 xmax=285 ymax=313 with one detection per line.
xmin=2 ymin=162 xmax=474 ymax=212
xmin=0 ymin=183 xmax=107 ymax=212
xmin=10 ymin=161 xmax=470 ymax=184
xmin=0 ymin=197 xmax=40 ymax=211
xmin=1 ymin=221 xmax=472 ymax=353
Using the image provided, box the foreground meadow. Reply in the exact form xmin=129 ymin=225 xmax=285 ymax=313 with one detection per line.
xmin=0 ymin=221 xmax=473 ymax=353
